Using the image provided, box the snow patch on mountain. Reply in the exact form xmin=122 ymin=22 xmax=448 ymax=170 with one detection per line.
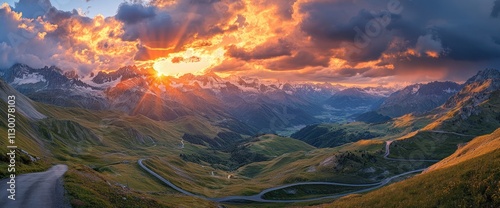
xmin=169 ymin=82 xmax=184 ymax=88
xmin=81 ymin=75 xmax=122 ymax=88
xmin=411 ymin=85 xmax=421 ymax=94
xmin=74 ymin=85 xmax=104 ymax=95
xmin=443 ymin=88 xmax=458 ymax=94
xmin=12 ymin=73 xmax=46 ymax=85
xmin=361 ymin=87 xmax=395 ymax=97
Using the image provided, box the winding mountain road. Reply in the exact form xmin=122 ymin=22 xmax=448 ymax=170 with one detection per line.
xmin=428 ymin=130 xmax=475 ymax=137
xmin=139 ymin=130 xmax=471 ymax=203
xmin=138 ymin=159 xmax=426 ymax=203
xmin=0 ymin=165 xmax=69 ymax=208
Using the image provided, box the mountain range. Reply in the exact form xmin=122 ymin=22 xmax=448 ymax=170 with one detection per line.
xmin=0 ymin=64 xmax=397 ymax=134
xmin=377 ymin=81 xmax=463 ymax=117
xmin=1 ymin=64 xmax=499 ymax=208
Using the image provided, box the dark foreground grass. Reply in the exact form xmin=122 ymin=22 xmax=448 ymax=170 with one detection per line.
xmin=63 ymin=164 xmax=218 ymax=208
xmin=63 ymin=165 xmax=168 ymax=208
xmin=389 ymin=131 xmax=474 ymax=160
xmin=262 ymin=184 xmax=368 ymax=200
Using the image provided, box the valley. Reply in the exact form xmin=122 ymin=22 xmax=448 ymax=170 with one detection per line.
xmin=136 ymin=139 xmax=430 ymax=203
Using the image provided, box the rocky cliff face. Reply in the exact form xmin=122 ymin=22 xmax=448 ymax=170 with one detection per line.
xmin=443 ymin=69 xmax=500 ymax=120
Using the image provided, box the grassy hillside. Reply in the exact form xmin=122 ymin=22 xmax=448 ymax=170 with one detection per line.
xmin=0 ymin=97 xmax=52 ymax=177
xmin=246 ymin=134 xmax=315 ymax=157
xmin=5 ymin=74 xmax=497 ymax=208
xmin=388 ymin=131 xmax=475 ymax=160
xmin=389 ymin=90 xmax=500 ymax=160
xmin=427 ymin=90 xmax=500 ymax=135
xmin=64 ymin=164 xmax=215 ymax=208
xmin=0 ymin=92 xmax=460 ymax=208
xmin=138 ymin=137 xmax=429 ymax=199
xmin=355 ymin=111 xmax=392 ymax=124
xmin=0 ymin=88 xmax=237 ymax=207
xmin=291 ymin=114 xmax=434 ymax=149
xmin=321 ymin=129 xmax=500 ymax=208
xmin=425 ymin=128 xmax=500 ymax=172
xmin=0 ymin=77 xmax=439 ymax=207
xmin=291 ymin=123 xmax=384 ymax=148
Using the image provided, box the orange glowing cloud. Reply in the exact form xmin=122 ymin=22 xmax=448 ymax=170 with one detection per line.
xmin=3 ymin=0 xmax=500 ymax=85
xmin=0 ymin=3 xmax=138 ymax=75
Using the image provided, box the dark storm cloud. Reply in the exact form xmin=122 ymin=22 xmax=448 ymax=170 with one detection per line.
xmin=437 ymin=27 xmax=500 ymax=61
xmin=120 ymin=11 xmax=175 ymax=45
xmin=265 ymin=50 xmax=330 ymax=71
xmin=227 ymin=39 xmax=293 ymax=61
xmin=116 ymin=3 xmax=156 ymax=24
xmin=235 ymin=0 xmax=402 ymax=71
xmin=14 ymin=0 xmax=52 ymax=18
xmin=337 ymin=67 xmax=370 ymax=77
xmin=234 ymin=0 xmax=404 ymax=69
xmin=492 ymin=0 xmax=500 ymax=17
xmin=301 ymin=5 xmax=375 ymax=46
xmin=288 ymin=0 xmax=500 ymax=80
xmin=298 ymin=0 xmax=409 ymax=63
xmin=299 ymin=1 xmax=398 ymax=44
xmin=387 ymin=0 xmax=500 ymax=62
xmin=44 ymin=7 xmax=94 ymax=36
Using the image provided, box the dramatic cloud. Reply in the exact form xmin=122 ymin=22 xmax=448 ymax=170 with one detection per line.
xmin=115 ymin=3 xmax=156 ymax=24
xmin=1 ymin=0 xmax=500 ymax=85
xmin=13 ymin=0 xmax=52 ymax=18
xmin=415 ymin=34 xmax=444 ymax=58
xmin=0 ymin=3 xmax=137 ymax=75
xmin=0 ymin=3 xmax=56 ymax=69
xmin=227 ymin=39 xmax=293 ymax=61
xmin=285 ymin=0 xmax=500 ymax=83
xmin=117 ymin=0 xmax=244 ymax=60
xmin=492 ymin=0 xmax=500 ymax=17
xmin=264 ymin=50 xmax=330 ymax=71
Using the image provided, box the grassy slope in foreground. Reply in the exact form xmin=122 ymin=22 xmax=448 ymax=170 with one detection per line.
xmin=322 ymin=128 xmax=500 ymax=208
xmin=64 ymin=164 xmax=216 ymax=208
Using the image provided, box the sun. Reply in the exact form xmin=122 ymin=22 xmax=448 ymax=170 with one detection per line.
xmin=152 ymin=48 xmax=225 ymax=78
xmin=156 ymin=71 xmax=165 ymax=77
xmin=153 ymin=60 xmax=168 ymax=76
xmin=153 ymin=56 xmax=208 ymax=78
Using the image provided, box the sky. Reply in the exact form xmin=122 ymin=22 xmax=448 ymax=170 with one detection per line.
xmin=1 ymin=0 xmax=500 ymax=86
xmin=3 ymin=0 xmax=122 ymax=17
